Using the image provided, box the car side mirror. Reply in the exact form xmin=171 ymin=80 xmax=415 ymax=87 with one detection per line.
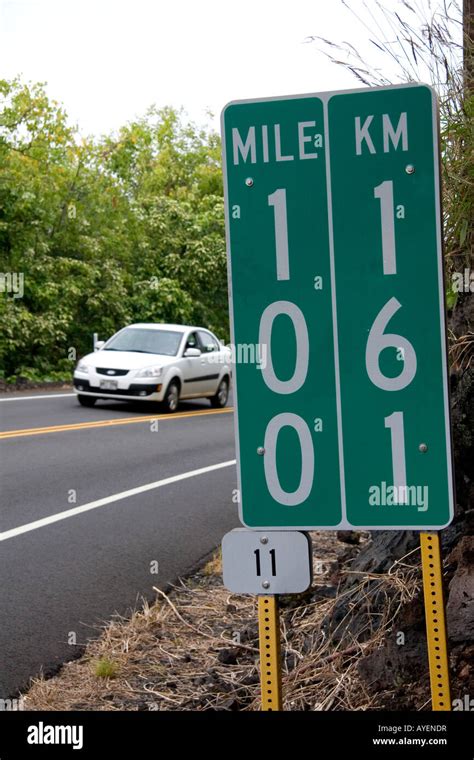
xmin=184 ymin=347 xmax=201 ymax=357
xmin=95 ymin=340 xmax=105 ymax=351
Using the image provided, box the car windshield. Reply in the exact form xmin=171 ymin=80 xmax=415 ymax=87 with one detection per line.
xmin=103 ymin=328 xmax=183 ymax=356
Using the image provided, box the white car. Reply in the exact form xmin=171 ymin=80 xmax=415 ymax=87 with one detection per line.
xmin=73 ymin=323 xmax=231 ymax=412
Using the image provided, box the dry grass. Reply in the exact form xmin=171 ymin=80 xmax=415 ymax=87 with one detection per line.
xmin=449 ymin=329 xmax=474 ymax=372
xmin=22 ymin=532 xmax=421 ymax=712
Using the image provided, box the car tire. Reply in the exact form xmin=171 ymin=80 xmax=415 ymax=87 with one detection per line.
xmin=210 ymin=377 xmax=229 ymax=408
xmin=163 ymin=379 xmax=180 ymax=413
xmin=77 ymin=394 xmax=96 ymax=407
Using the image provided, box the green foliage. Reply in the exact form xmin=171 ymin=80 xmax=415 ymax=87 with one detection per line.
xmin=93 ymin=658 xmax=119 ymax=679
xmin=0 ymin=80 xmax=227 ymax=381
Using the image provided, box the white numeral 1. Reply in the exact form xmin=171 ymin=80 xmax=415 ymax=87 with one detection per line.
xmin=268 ymin=188 xmax=289 ymax=281
xmin=374 ymin=180 xmax=396 ymax=275
xmin=384 ymin=411 xmax=407 ymax=503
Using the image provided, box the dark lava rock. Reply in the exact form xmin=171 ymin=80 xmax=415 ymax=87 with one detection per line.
xmin=310 ymin=585 xmax=337 ymax=602
xmin=241 ymin=672 xmax=260 ymax=686
xmin=446 ymin=536 xmax=474 ymax=643
xmin=221 ymin=698 xmax=243 ymax=710
xmin=337 ymin=531 xmax=362 ymax=545
xmin=217 ymin=648 xmax=239 ymax=665
xmin=358 ymin=630 xmax=428 ymax=691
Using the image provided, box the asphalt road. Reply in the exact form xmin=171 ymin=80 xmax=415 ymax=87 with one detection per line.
xmin=0 ymin=390 xmax=238 ymax=698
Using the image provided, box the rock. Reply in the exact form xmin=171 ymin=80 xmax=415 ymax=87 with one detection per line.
xmin=337 ymin=531 xmax=361 ymax=545
xmin=217 ymin=648 xmax=239 ymax=665
xmin=239 ymin=623 xmax=258 ymax=643
xmin=358 ymin=631 xmax=428 ymax=690
xmin=241 ymin=672 xmax=259 ymax=686
xmin=344 ymin=531 xmax=419 ymax=579
xmin=221 ymin=698 xmax=242 ymax=710
xmin=310 ymin=585 xmax=337 ymax=602
xmin=137 ymin=700 xmax=154 ymax=711
xmin=446 ymin=536 xmax=474 ymax=643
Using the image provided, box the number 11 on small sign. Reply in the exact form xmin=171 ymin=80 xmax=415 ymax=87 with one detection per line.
xmin=254 ymin=548 xmax=277 ymax=576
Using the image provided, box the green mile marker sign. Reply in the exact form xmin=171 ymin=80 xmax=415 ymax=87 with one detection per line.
xmin=221 ymin=83 xmax=454 ymax=531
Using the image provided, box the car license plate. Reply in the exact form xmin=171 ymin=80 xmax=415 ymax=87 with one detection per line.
xmin=99 ymin=379 xmax=118 ymax=391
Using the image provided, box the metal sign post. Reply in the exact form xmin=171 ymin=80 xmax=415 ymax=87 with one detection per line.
xmin=258 ymin=595 xmax=282 ymax=711
xmin=420 ymin=532 xmax=451 ymax=710
xmin=222 ymin=529 xmax=312 ymax=710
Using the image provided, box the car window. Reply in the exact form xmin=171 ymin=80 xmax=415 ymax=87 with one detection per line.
xmin=197 ymin=331 xmax=219 ymax=352
xmin=104 ymin=328 xmax=183 ymax=356
xmin=185 ymin=332 xmax=199 ymax=350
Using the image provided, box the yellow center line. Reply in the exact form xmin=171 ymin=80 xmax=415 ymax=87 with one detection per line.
xmin=0 ymin=407 xmax=234 ymax=440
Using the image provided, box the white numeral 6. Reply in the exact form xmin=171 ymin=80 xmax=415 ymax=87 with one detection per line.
xmin=365 ymin=297 xmax=417 ymax=391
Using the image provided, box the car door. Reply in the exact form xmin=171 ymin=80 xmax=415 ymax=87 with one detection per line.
xmin=180 ymin=331 xmax=211 ymax=397
xmin=196 ymin=330 xmax=222 ymax=395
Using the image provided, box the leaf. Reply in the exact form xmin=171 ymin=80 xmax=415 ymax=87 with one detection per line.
xmin=459 ymin=218 xmax=469 ymax=247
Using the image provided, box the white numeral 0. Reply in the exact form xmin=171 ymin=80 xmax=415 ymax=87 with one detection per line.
xmin=366 ymin=297 xmax=417 ymax=391
xmin=259 ymin=301 xmax=309 ymax=394
xmin=264 ymin=413 xmax=314 ymax=506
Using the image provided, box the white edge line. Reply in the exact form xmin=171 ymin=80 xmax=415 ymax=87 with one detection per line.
xmin=0 ymin=460 xmax=237 ymax=542
xmin=0 ymin=393 xmax=76 ymax=402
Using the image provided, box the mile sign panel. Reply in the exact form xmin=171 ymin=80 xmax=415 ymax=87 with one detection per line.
xmin=221 ymin=83 xmax=454 ymax=530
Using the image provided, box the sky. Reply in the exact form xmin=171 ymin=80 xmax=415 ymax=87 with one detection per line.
xmin=0 ymin=0 xmax=458 ymax=137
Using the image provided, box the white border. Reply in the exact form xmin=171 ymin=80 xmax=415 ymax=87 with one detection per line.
xmin=221 ymin=82 xmax=454 ymax=531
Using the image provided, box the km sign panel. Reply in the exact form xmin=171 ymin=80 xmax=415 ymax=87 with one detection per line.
xmin=222 ymin=83 xmax=454 ymax=530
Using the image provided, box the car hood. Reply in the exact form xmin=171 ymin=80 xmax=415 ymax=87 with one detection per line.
xmin=80 ymin=351 xmax=179 ymax=370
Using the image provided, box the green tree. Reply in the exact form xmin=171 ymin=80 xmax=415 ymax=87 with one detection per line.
xmin=0 ymin=80 xmax=228 ymax=381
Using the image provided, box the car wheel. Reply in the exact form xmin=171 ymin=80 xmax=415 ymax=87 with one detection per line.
xmin=210 ymin=377 xmax=229 ymax=408
xmin=163 ymin=380 xmax=180 ymax=413
xmin=77 ymin=394 xmax=96 ymax=407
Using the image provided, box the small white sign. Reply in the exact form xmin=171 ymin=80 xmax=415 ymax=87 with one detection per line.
xmin=222 ymin=529 xmax=312 ymax=594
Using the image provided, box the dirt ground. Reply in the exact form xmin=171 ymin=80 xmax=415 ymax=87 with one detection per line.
xmin=23 ymin=529 xmax=449 ymax=712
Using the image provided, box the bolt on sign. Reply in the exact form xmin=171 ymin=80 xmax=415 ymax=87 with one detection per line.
xmin=221 ymin=84 xmax=454 ymax=530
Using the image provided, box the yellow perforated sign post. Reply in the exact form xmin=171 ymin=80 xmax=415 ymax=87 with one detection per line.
xmin=420 ymin=532 xmax=451 ymax=710
xmin=258 ymin=596 xmax=282 ymax=711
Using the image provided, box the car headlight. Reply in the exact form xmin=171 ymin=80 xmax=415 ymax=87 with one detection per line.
xmin=76 ymin=362 xmax=90 ymax=373
xmin=136 ymin=366 xmax=163 ymax=378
